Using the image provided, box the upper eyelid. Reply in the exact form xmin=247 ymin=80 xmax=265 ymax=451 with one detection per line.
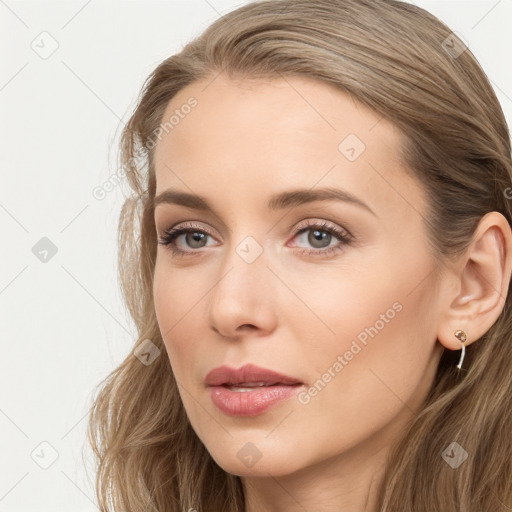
xmin=161 ymin=219 xmax=351 ymax=243
xmin=297 ymin=219 xmax=351 ymax=236
xmin=162 ymin=219 xmax=346 ymax=233
xmin=165 ymin=221 xmax=218 ymax=238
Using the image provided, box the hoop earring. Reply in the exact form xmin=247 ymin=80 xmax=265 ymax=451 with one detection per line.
xmin=454 ymin=329 xmax=467 ymax=370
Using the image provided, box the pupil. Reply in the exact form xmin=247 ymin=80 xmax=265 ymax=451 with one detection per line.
xmin=187 ymin=232 xmax=206 ymax=248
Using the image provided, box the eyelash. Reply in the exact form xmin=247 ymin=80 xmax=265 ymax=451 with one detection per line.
xmin=157 ymin=220 xmax=353 ymax=258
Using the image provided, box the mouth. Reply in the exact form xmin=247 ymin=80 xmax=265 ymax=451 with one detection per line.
xmin=204 ymin=363 xmax=304 ymax=416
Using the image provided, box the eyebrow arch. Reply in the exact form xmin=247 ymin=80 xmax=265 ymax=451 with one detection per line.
xmin=153 ymin=186 xmax=376 ymax=217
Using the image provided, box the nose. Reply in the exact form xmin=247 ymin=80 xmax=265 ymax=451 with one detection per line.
xmin=207 ymin=237 xmax=278 ymax=339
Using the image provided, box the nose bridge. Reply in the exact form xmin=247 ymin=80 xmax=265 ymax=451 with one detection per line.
xmin=215 ymin=233 xmax=268 ymax=300
xmin=207 ymin=229 xmax=276 ymax=334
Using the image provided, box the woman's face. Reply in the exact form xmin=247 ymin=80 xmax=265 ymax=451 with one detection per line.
xmin=153 ymin=74 xmax=445 ymax=477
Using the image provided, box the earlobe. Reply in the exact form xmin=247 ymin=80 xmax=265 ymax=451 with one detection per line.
xmin=436 ymin=211 xmax=512 ymax=352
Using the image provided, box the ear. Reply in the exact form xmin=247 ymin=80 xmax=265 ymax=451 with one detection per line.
xmin=436 ymin=211 xmax=512 ymax=351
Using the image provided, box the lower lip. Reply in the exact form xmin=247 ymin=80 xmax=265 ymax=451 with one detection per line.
xmin=208 ymin=384 xmax=302 ymax=416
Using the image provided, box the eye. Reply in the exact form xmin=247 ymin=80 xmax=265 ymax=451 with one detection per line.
xmin=289 ymin=220 xmax=353 ymax=257
xmin=157 ymin=219 xmax=353 ymax=258
xmin=157 ymin=222 xmax=218 ymax=257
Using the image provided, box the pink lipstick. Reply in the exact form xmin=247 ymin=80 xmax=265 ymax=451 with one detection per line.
xmin=204 ymin=363 xmax=303 ymax=416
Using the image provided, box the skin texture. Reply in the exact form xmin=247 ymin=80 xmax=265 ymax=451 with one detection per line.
xmin=152 ymin=74 xmax=512 ymax=512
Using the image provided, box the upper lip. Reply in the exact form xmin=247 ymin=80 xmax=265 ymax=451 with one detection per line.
xmin=204 ymin=363 xmax=302 ymax=386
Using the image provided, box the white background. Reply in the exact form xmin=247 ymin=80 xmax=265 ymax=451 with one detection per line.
xmin=1 ymin=1 xmax=511 ymax=510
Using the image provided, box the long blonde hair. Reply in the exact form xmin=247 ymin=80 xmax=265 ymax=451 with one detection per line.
xmin=86 ymin=1 xmax=512 ymax=510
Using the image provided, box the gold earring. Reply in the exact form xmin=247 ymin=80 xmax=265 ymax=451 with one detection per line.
xmin=454 ymin=329 xmax=467 ymax=370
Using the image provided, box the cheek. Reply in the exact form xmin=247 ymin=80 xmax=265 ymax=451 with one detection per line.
xmin=153 ymin=259 xmax=225 ymax=394
xmin=153 ymin=257 xmax=203 ymax=329
xmin=288 ymin=240 xmax=436 ymax=369
xmin=282 ymin=256 xmax=401 ymax=360
xmin=152 ymin=263 xmax=200 ymax=371
xmin=292 ymin=262 xmax=438 ymax=441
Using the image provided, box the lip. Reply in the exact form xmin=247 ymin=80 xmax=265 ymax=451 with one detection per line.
xmin=205 ymin=363 xmax=304 ymax=417
xmin=204 ymin=363 xmax=302 ymax=386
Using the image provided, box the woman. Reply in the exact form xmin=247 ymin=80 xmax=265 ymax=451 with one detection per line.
xmin=86 ymin=1 xmax=512 ymax=510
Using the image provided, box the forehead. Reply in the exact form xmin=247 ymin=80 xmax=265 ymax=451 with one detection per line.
xmin=153 ymin=73 xmax=426 ymax=220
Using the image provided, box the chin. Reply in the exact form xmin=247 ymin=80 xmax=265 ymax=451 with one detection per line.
xmin=207 ymin=445 xmax=307 ymax=478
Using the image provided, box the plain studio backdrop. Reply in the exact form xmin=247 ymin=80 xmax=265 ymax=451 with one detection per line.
xmin=1 ymin=1 xmax=511 ymax=510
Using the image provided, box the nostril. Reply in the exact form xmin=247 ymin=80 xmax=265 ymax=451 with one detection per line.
xmin=238 ymin=324 xmax=257 ymax=331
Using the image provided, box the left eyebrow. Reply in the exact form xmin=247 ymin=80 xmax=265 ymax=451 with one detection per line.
xmin=266 ymin=187 xmax=376 ymax=217
xmin=153 ymin=186 xmax=377 ymax=217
